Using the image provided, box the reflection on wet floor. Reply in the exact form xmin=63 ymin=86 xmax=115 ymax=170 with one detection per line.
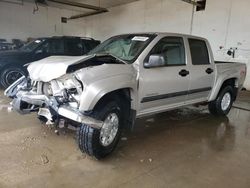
xmin=1 ymin=90 xmax=250 ymax=188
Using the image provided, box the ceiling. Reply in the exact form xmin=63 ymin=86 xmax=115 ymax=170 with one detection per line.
xmin=45 ymin=0 xmax=140 ymax=19
xmin=69 ymin=0 xmax=139 ymax=8
xmin=0 ymin=0 xmax=139 ymax=13
xmin=26 ymin=0 xmax=140 ymax=19
xmin=1 ymin=0 xmax=197 ymax=19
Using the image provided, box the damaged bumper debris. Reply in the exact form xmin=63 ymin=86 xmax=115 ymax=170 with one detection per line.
xmin=4 ymin=76 xmax=103 ymax=129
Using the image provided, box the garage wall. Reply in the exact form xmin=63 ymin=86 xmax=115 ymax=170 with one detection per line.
xmin=84 ymin=0 xmax=193 ymax=41
xmin=1 ymin=0 xmax=250 ymax=60
xmin=192 ymin=0 xmax=250 ymax=60
xmin=83 ymin=0 xmax=250 ymax=60
xmin=0 ymin=2 xmax=86 ymax=42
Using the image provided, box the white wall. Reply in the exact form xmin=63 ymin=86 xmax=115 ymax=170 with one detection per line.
xmin=192 ymin=0 xmax=250 ymax=60
xmin=2 ymin=0 xmax=250 ymax=61
xmin=0 ymin=2 xmax=86 ymax=42
xmin=82 ymin=0 xmax=250 ymax=60
xmin=84 ymin=0 xmax=193 ymax=41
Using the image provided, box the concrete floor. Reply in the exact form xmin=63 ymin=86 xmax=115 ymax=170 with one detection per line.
xmin=1 ymin=90 xmax=250 ymax=188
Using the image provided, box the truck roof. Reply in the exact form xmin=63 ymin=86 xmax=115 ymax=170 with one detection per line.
xmin=114 ymin=32 xmax=207 ymax=41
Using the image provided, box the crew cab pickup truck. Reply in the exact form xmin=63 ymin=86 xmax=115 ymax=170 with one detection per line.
xmin=5 ymin=33 xmax=246 ymax=159
xmin=0 ymin=36 xmax=100 ymax=88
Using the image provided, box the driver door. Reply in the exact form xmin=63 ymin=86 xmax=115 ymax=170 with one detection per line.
xmin=138 ymin=36 xmax=190 ymax=115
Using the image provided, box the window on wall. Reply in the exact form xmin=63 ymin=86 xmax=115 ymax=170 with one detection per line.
xmin=196 ymin=0 xmax=206 ymax=11
xmin=188 ymin=39 xmax=210 ymax=65
xmin=148 ymin=37 xmax=186 ymax=66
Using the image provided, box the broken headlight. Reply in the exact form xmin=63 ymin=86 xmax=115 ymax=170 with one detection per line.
xmin=42 ymin=82 xmax=53 ymax=96
xmin=46 ymin=74 xmax=83 ymax=105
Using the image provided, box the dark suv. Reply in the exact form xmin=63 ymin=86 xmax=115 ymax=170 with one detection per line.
xmin=0 ymin=36 xmax=100 ymax=88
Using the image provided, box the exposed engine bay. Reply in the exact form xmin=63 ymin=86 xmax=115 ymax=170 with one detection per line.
xmin=4 ymin=54 xmax=128 ymax=129
xmin=5 ymin=74 xmax=103 ymax=129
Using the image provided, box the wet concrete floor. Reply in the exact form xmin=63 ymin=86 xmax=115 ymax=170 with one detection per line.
xmin=0 ymin=90 xmax=250 ymax=188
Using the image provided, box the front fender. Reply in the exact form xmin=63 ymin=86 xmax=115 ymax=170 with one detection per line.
xmin=79 ymin=74 xmax=137 ymax=112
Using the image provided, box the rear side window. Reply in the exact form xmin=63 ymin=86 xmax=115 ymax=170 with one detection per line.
xmin=48 ymin=39 xmax=64 ymax=55
xmin=188 ymin=39 xmax=210 ymax=65
xmin=65 ymin=39 xmax=83 ymax=56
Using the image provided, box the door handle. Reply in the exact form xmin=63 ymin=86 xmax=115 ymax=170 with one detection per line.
xmin=206 ymin=68 xmax=214 ymax=74
xmin=179 ymin=69 xmax=189 ymax=77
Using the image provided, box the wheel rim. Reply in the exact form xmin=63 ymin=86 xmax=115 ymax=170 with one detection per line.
xmin=221 ymin=92 xmax=231 ymax=111
xmin=5 ymin=70 xmax=24 ymax=86
xmin=100 ymin=113 xmax=119 ymax=147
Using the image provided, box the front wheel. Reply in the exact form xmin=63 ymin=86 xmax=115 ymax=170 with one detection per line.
xmin=77 ymin=101 xmax=122 ymax=159
xmin=0 ymin=66 xmax=26 ymax=88
xmin=208 ymin=86 xmax=234 ymax=116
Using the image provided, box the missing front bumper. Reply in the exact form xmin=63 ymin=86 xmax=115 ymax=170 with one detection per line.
xmin=10 ymin=92 xmax=103 ymax=129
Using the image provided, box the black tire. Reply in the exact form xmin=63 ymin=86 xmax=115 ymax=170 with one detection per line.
xmin=77 ymin=101 xmax=123 ymax=159
xmin=0 ymin=66 xmax=26 ymax=88
xmin=208 ymin=86 xmax=234 ymax=116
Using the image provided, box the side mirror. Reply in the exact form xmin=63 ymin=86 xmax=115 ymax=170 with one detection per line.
xmin=144 ymin=54 xmax=165 ymax=68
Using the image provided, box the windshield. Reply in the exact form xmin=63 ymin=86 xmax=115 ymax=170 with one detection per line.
xmin=20 ymin=39 xmax=46 ymax=52
xmin=88 ymin=34 xmax=156 ymax=63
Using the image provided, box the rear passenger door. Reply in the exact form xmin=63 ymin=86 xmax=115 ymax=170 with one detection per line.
xmin=186 ymin=38 xmax=215 ymax=103
xmin=139 ymin=37 xmax=190 ymax=113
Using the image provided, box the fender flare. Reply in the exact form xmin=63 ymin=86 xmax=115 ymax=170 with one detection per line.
xmin=209 ymin=76 xmax=238 ymax=101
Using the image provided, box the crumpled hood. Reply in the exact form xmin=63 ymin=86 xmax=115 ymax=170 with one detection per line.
xmin=27 ymin=55 xmax=134 ymax=82
xmin=28 ymin=55 xmax=90 ymax=82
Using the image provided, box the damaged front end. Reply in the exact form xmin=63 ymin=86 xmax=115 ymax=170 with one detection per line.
xmin=4 ymin=76 xmax=102 ymax=129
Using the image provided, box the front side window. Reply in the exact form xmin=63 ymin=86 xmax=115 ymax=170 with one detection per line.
xmin=20 ymin=38 xmax=46 ymax=52
xmin=188 ymin=39 xmax=210 ymax=65
xmin=88 ymin=34 xmax=156 ymax=63
xmin=147 ymin=37 xmax=186 ymax=66
xmin=37 ymin=39 xmax=64 ymax=55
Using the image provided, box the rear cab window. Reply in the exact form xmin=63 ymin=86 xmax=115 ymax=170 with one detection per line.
xmin=188 ymin=39 xmax=210 ymax=65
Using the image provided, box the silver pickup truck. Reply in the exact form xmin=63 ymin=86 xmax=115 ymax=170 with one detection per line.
xmin=5 ymin=33 xmax=246 ymax=159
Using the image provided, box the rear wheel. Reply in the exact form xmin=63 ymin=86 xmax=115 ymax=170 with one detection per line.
xmin=208 ymin=86 xmax=234 ymax=116
xmin=77 ymin=101 xmax=122 ymax=159
xmin=0 ymin=66 xmax=25 ymax=88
